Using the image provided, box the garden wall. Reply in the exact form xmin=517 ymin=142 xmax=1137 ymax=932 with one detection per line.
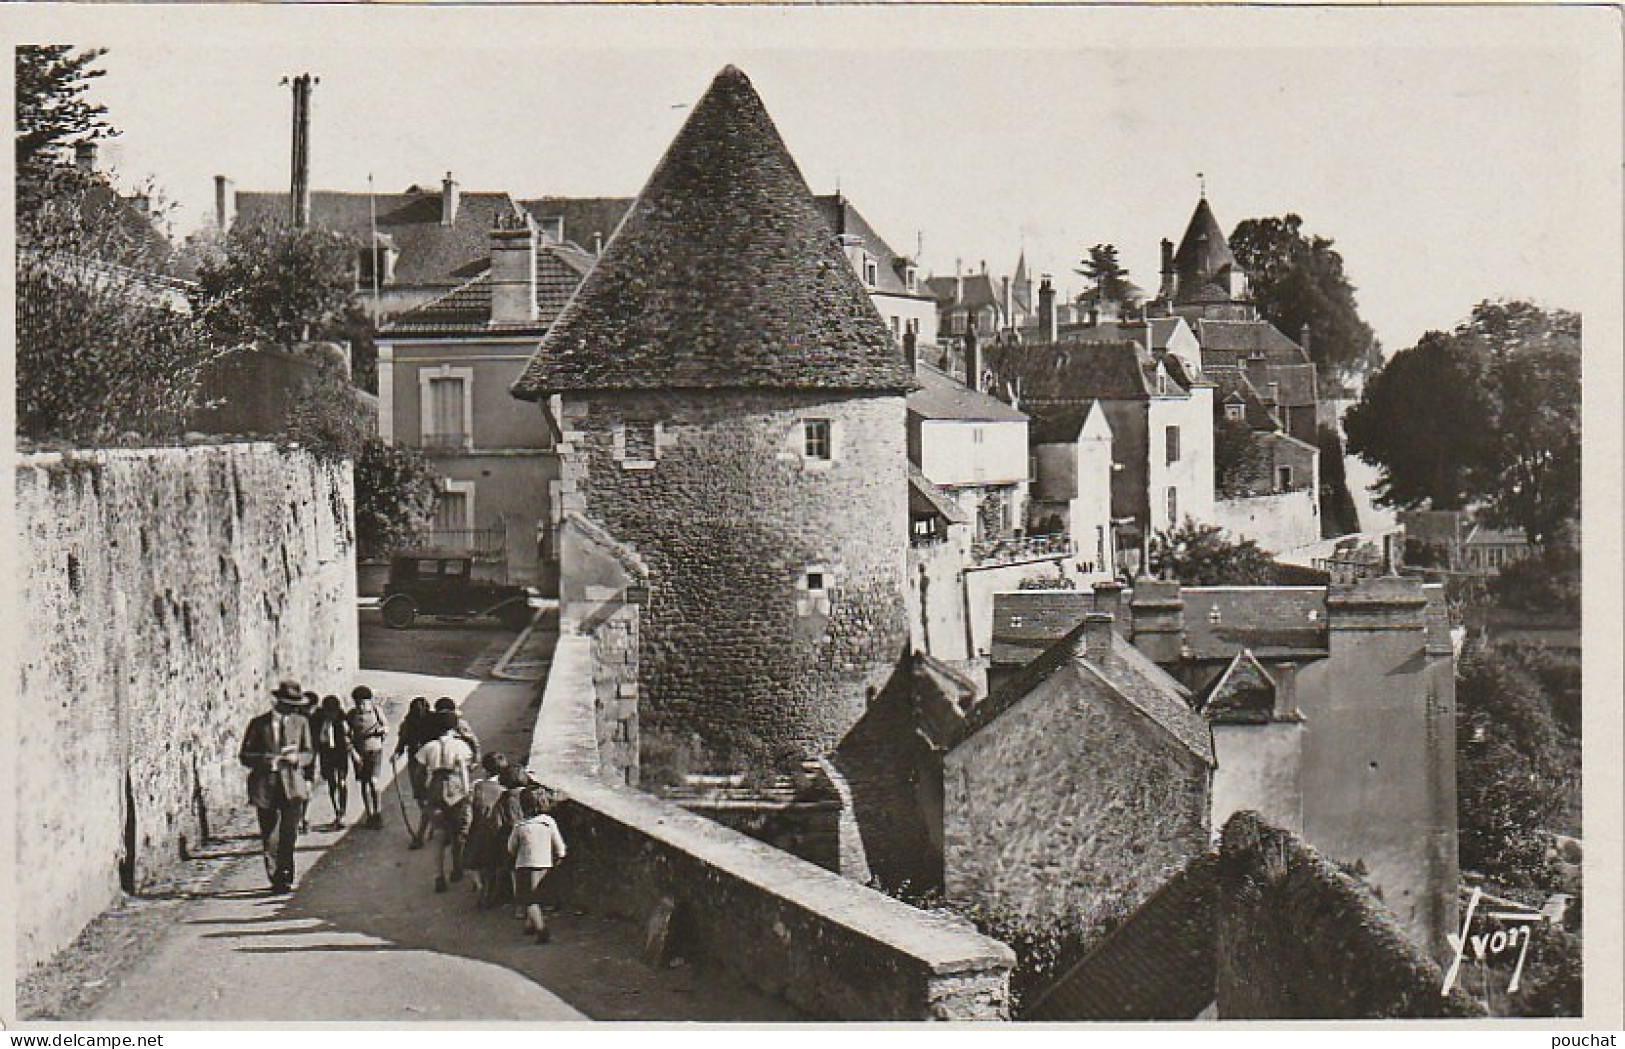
xmin=15 ymin=442 xmax=358 ymax=971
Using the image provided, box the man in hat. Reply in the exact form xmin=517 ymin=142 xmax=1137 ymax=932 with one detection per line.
xmin=238 ymin=680 xmax=315 ymax=893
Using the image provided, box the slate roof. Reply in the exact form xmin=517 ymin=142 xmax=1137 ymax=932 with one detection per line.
xmin=1025 ymin=852 xmax=1218 ymax=1020
xmin=908 ymin=362 xmax=1028 ymax=423
xmin=960 ymin=621 xmax=1212 ymax=765
xmin=926 ymin=272 xmax=1003 ymax=313
xmin=381 ymin=242 xmax=596 ymax=336
xmin=1173 ymin=198 xmax=1237 ymax=284
xmin=235 ymin=188 xmax=524 ymax=287
xmin=1211 ymin=369 xmax=1282 ymax=431
xmin=511 ymin=67 xmax=912 ymax=397
xmin=811 ymin=194 xmax=926 ymax=299
xmin=1180 ymin=587 xmax=1330 ymax=661
xmin=1195 ymin=318 xmax=1311 ymax=366
xmin=987 ymin=339 xmax=1172 ymax=443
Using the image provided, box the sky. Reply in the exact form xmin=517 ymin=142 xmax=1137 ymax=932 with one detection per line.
xmin=13 ymin=4 xmax=1619 ymax=354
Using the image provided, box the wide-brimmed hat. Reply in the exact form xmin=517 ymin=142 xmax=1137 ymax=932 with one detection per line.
xmin=272 ymin=680 xmax=312 ymax=707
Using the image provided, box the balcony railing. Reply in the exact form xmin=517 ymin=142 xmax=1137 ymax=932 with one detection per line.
xmin=415 ymin=527 xmax=506 ymax=559
xmin=971 ymin=532 xmax=1074 ymax=567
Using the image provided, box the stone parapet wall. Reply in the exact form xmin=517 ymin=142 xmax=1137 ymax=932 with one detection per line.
xmin=15 ymin=443 xmax=358 ymax=972
xmin=533 ymin=630 xmax=1015 ymax=1019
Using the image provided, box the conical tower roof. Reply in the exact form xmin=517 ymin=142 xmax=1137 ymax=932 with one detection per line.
xmin=1172 ymin=196 xmax=1238 ymax=284
xmin=513 ymin=66 xmax=911 ymax=398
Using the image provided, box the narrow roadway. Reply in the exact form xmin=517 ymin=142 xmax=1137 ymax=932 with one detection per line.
xmin=88 ymin=620 xmax=795 ymax=1022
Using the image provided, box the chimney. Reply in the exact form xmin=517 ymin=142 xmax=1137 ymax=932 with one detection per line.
xmin=1128 ymin=579 xmax=1184 ymax=664
xmin=1081 ymin=612 xmax=1116 ymax=663
xmin=489 ymin=214 xmax=538 ymax=325
xmin=965 ymin=319 xmax=982 ymax=393
xmin=955 ymin=258 xmax=964 ymax=305
xmin=441 ymin=172 xmax=460 ymax=227
xmin=1002 ymin=275 xmax=1013 ymax=323
xmin=214 ymin=175 xmax=236 ymax=231
xmin=593 ymin=231 xmax=604 ymax=257
xmin=980 ymin=259 xmax=987 ymax=275
xmin=1159 ymin=237 xmax=1176 ymax=301
xmin=903 ymin=324 xmax=918 ymax=371
xmin=1093 ymin=580 xmax=1127 ymax=636
xmin=1327 ymin=576 xmax=1427 ymax=635
xmin=1037 ymin=274 xmax=1058 ymax=343
xmin=74 ymin=140 xmax=97 ymax=174
xmin=288 ymin=73 xmax=315 ymax=228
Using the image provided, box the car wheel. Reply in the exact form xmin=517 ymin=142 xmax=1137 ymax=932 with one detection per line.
xmin=381 ymin=595 xmax=417 ymax=630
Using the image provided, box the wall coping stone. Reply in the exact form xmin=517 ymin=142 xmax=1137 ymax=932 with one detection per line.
xmin=533 ymin=631 xmax=1016 ymax=980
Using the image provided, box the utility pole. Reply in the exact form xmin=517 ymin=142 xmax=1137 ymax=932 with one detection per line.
xmin=282 ymin=73 xmax=319 ymax=228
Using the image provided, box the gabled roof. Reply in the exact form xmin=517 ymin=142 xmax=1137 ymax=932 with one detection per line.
xmin=1194 ymin=318 xmax=1311 ymax=365
xmin=235 ymin=188 xmax=524 ymax=288
xmin=381 ymin=242 xmax=596 ymax=336
xmin=988 ymin=339 xmax=1176 ymax=444
xmin=1180 ymin=587 xmax=1330 ymax=661
xmin=908 ymin=361 xmax=1028 ymax=423
xmin=1210 ymin=369 xmax=1281 ymax=431
xmin=511 ymin=66 xmax=912 ymax=397
xmin=960 ymin=621 xmax=1212 ymax=764
xmin=1194 ymin=649 xmax=1283 ymax=724
xmin=1173 ymin=197 xmax=1237 ymax=284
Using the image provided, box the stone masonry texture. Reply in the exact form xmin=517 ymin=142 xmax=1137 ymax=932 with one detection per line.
xmin=15 ymin=444 xmax=359 ymax=971
xmin=559 ymin=390 xmax=910 ymax=761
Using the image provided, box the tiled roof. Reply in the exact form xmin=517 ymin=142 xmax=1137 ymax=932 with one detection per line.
xmin=988 ymin=339 xmax=1166 ymax=443
xmin=926 ymin=272 xmax=1003 ymax=313
xmin=511 ymin=66 xmax=911 ymax=397
xmin=1146 ymin=316 xmax=1185 ymax=351
xmin=1025 ymin=852 xmax=1218 ymax=1020
xmin=1173 ymin=198 xmax=1237 ymax=284
xmin=990 ymin=590 xmax=1093 ymax=666
xmin=235 ymin=188 xmax=524 ymax=288
xmin=1195 ymin=318 xmax=1310 ymax=365
xmin=1180 ymin=587 xmax=1330 ymax=661
xmin=519 ymin=197 xmax=634 ymax=251
xmin=911 ymin=653 xmax=976 ymax=751
xmin=908 ymin=464 xmax=970 ymax=525
xmin=381 ymin=242 xmax=595 ymax=335
xmin=1210 ymin=369 xmax=1281 ymax=431
xmin=961 ymin=622 xmax=1212 ymax=764
xmin=908 ymin=362 xmax=1028 ymax=423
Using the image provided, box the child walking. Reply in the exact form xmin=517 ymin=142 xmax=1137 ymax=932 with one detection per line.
xmin=312 ymin=694 xmax=352 ymax=829
xmin=464 ymin=752 xmax=510 ymax=907
xmin=508 ymin=787 xmax=567 ymax=944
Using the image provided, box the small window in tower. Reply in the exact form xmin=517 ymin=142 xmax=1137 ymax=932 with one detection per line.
xmin=806 ymin=570 xmax=825 ymax=593
xmin=803 ymin=419 xmax=833 ymax=462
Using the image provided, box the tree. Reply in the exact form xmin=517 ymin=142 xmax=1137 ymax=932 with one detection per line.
xmin=1074 ymin=243 xmax=1140 ymax=310
xmin=1229 ymin=214 xmax=1378 ymax=382
xmin=352 ymin=438 xmax=441 ymax=561
xmin=1455 ymin=647 xmax=1574 ymax=888
xmin=190 ymin=221 xmax=360 ymax=351
xmin=1343 ymin=301 xmax=1580 ymax=546
xmin=1343 ymin=330 xmax=1500 ymax=511
xmin=15 ymin=45 xmax=114 ymax=179
xmin=1147 ymin=517 xmax=1278 ymax=585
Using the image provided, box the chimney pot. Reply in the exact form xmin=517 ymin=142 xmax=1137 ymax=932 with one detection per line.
xmin=214 ymin=174 xmax=236 ymax=231
xmin=488 ymin=216 xmax=537 ymax=324
xmin=74 ymin=140 xmax=97 ymax=174
xmin=441 ymin=172 xmax=460 ymax=227
xmin=1038 ymin=275 xmax=1058 ymax=343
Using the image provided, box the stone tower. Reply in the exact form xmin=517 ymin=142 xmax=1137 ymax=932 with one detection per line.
xmin=512 ymin=66 xmax=913 ymax=762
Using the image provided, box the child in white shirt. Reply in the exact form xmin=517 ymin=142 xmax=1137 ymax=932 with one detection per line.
xmin=508 ymin=787 xmax=567 ymax=944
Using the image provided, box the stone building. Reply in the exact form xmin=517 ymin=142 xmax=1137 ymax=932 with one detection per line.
xmin=815 ymin=194 xmax=939 ymax=347
xmin=375 ymin=213 xmax=595 ymax=588
xmin=984 ymin=576 xmax=1459 ymax=958
xmin=943 ymin=612 xmax=1215 ymax=947
xmin=512 ymin=66 xmax=914 ymax=762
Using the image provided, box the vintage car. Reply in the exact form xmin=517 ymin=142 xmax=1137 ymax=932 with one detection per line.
xmin=378 ymin=552 xmax=536 ymax=630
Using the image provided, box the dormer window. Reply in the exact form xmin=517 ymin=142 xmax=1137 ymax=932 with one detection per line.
xmin=905 ymin=264 xmax=918 ymax=292
xmin=1226 ymin=403 xmax=1246 ymax=422
xmin=863 ymin=256 xmax=879 ymax=287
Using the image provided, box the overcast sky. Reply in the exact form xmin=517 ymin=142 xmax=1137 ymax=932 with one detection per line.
xmin=15 ymin=4 xmax=1619 ymax=354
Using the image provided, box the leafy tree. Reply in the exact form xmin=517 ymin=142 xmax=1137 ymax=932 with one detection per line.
xmin=1229 ymin=214 xmax=1378 ymax=382
xmin=15 ymin=45 xmax=114 ymax=182
xmin=1147 ymin=517 xmax=1277 ymax=585
xmin=1509 ymin=926 xmax=1582 ymax=1018
xmin=352 ymin=438 xmax=440 ymax=560
xmin=1456 ymin=647 xmax=1574 ymax=888
xmin=190 ymin=221 xmax=360 ymax=351
xmin=1343 ymin=330 xmax=1500 ymax=511
xmin=1074 ymin=243 xmax=1140 ymax=310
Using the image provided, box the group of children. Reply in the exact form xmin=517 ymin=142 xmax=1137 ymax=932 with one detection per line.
xmin=390 ymin=694 xmax=569 ymax=945
xmin=298 ymin=685 xmax=391 ymax=832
